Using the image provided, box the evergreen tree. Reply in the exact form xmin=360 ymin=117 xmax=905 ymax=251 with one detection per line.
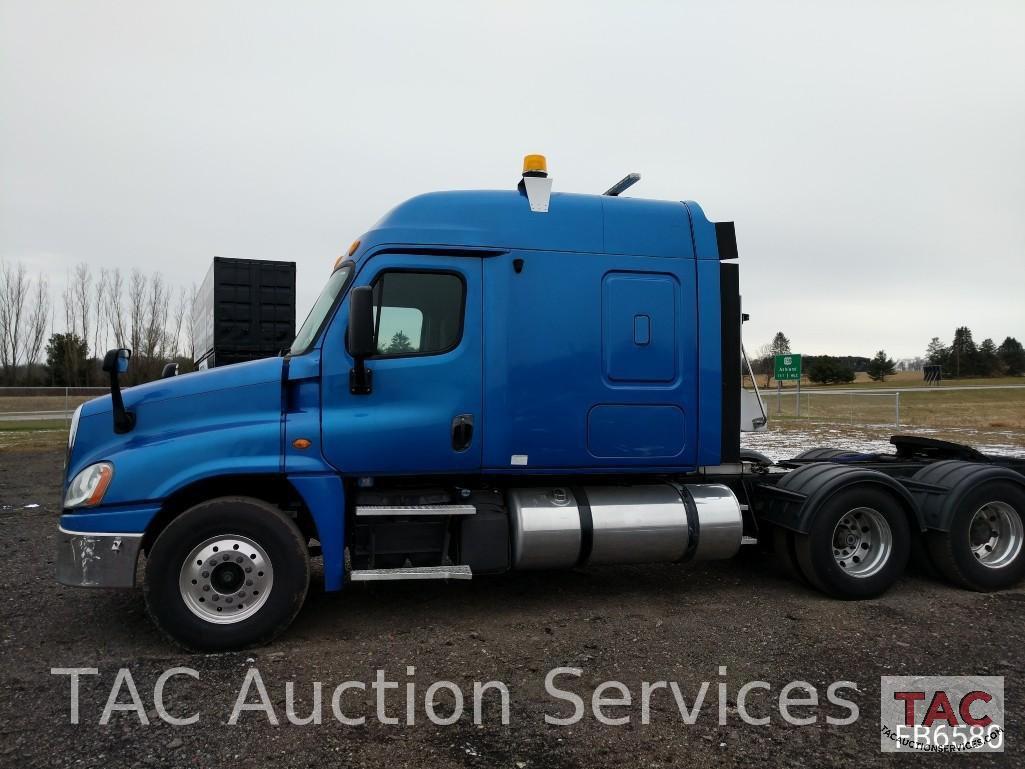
xmin=384 ymin=330 xmax=413 ymax=354
xmin=866 ymin=349 xmax=896 ymax=382
xmin=998 ymin=337 xmax=1025 ymax=376
xmin=925 ymin=337 xmax=948 ymax=367
xmin=978 ymin=338 xmax=1000 ymax=377
xmin=769 ymin=331 xmax=791 ymax=356
xmin=45 ymin=332 xmax=88 ymax=386
xmin=949 ymin=326 xmax=978 ymax=377
xmin=807 ymin=356 xmax=856 ymax=385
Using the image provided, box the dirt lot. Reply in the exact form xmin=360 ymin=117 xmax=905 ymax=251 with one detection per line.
xmin=1 ymin=448 xmax=1023 ymax=768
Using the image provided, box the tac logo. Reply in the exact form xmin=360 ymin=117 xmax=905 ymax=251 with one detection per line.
xmin=880 ymin=676 xmax=1004 ymax=753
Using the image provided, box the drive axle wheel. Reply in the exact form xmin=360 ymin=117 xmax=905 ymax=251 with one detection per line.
xmin=927 ymin=481 xmax=1025 ymax=591
xmin=144 ymin=497 xmax=310 ymax=651
xmin=794 ymin=487 xmax=910 ymax=599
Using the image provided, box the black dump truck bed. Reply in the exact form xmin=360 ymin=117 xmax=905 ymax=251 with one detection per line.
xmin=193 ymin=257 xmax=296 ymax=368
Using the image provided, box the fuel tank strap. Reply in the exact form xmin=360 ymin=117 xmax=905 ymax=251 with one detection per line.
xmin=571 ymin=487 xmax=594 ymax=567
xmin=675 ymin=484 xmax=700 ymax=564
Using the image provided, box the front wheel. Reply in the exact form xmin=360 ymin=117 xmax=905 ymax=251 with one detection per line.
xmin=144 ymin=497 xmax=311 ymax=651
xmin=793 ymin=487 xmax=910 ymax=599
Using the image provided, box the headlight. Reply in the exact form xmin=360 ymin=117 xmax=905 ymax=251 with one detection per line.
xmin=64 ymin=462 xmax=114 ymax=509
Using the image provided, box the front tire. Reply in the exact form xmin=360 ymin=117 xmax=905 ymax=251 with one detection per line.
xmin=144 ymin=497 xmax=310 ymax=651
xmin=794 ymin=487 xmax=910 ymax=599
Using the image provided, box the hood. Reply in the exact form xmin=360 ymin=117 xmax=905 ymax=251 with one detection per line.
xmin=67 ymin=355 xmax=288 ymax=504
xmin=81 ymin=356 xmax=284 ymax=418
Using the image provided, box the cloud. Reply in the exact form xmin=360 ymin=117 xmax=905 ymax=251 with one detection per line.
xmin=1 ymin=0 xmax=1023 ymax=358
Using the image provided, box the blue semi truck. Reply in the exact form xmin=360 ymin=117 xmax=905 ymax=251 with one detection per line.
xmin=57 ymin=156 xmax=1025 ymax=650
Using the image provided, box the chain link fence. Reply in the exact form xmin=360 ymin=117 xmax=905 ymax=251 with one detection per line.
xmin=759 ymin=389 xmax=903 ymax=428
xmin=0 ymin=387 xmax=108 ymax=426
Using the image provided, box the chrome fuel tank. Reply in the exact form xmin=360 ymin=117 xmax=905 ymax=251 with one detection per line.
xmin=508 ymin=483 xmax=742 ymax=569
xmin=586 ymin=485 xmax=690 ymax=564
xmin=507 ymin=487 xmax=582 ymax=570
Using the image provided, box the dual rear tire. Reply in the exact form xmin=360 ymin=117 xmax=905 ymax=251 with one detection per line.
xmin=774 ymin=487 xmax=910 ymax=599
xmin=923 ymin=480 xmax=1025 ymax=591
xmin=772 ymin=465 xmax=1025 ymax=598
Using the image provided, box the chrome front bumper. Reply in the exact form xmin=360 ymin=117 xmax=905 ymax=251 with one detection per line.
xmin=56 ymin=527 xmax=143 ymax=588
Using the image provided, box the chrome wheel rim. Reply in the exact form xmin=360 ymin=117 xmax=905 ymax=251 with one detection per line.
xmin=178 ymin=535 xmax=273 ymax=624
xmin=831 ymin=507 xmax=892 ymax=578
xmin=969 ymin=501 xmax=1023 ymax=570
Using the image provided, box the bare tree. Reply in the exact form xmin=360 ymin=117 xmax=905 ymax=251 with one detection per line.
xmin=0 ymin=259 xmax=30 ymax=383
xmin=143 ymin=272 xmax=169 ymax=362
xmin=70 ymin=262 xmax=92 ymax=352
xmin=107 ymin=268 xmax=127 ymax=347
xmin=751 ymin=342 xmax=774 ymax=388
xmin=23 ymin=274 xmax=50 ymax=382
xmin=187 ymin=282 xmax=199 ymax=362
xmin=92 ymin=268 xmax=108 ymax=361
xmin=167 ymin=285 xmax=189 ymax=361
xmin=128 ymin=268 xmax=146 ymax=360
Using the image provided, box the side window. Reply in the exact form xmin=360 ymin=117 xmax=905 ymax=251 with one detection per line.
xmin=371 ymin=271 xmax=465 ymax=356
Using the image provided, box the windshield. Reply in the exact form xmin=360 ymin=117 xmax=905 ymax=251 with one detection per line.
xmin=289 ymin=264 xmax=353 ymax=355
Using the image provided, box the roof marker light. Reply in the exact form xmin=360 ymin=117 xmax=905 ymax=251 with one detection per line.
xmin=522 ymin=154 xmax=548 ymax=177
xmin=520 ymin=153 xmax=552 ymax=213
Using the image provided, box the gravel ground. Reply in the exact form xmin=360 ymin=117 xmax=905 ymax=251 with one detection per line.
xmin=1 ymin=448 xmax=1022 ymax=768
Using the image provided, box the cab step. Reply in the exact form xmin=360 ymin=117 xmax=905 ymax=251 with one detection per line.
xmin=355 ymin=504 xmax=476 ymax=517
xmin=349 ymin=565 xmax=473 ymax=582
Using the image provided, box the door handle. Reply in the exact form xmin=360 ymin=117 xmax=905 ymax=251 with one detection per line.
xmin=451 ymin=414 xmax=474 ymax=452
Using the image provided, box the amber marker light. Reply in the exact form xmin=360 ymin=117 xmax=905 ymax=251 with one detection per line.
xmin=85 ymin=464 xmax=114 ymax=506
xmin=292 ymin=438 xmax=312 ymax=450
xmin=522 ymin=153 xmax=548 ymax=176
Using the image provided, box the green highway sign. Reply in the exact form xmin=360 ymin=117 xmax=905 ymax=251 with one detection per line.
xmin=774 ymin=354 xmax=802 ymax=381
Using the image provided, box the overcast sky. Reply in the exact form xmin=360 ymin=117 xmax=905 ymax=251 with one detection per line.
xmin=2 ymin=0 xmax=1023 ymax=359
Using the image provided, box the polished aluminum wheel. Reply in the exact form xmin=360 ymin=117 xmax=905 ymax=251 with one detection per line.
xmin=831 ymin=507 xmax=893 ymax=578
xmin=969 ymin=501 xmax=1024 ymax=570
xmin=178 ymin=535 xmax=273 ymax=624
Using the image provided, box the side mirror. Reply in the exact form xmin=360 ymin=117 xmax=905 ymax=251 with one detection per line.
xmin=101 ymin=348 xmax=135 ymax=434
xmin=348 ymin=286 xmax=375 ymax=395
xmin=348 ymin=286 xmax=376 ymax=358
xmin=102 ymin=348 xmax=131 ymax=375
xmin=161 ymin=362 xmax=179 ymax=379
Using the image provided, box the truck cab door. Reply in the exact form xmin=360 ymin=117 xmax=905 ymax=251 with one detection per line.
xmin=319 ymin=253 xmax=482 ymax=475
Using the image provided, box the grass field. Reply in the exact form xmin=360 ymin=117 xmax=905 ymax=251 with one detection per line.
xmin=0 ymin=394 xmax=98 ymax=414
xmin=763 ymin=385 xmax=1025 ymax=430
xmin=744 ymin=370 xmax=1025 ymax=390
xmin=0 ymin=425 xmax=67 ymax=452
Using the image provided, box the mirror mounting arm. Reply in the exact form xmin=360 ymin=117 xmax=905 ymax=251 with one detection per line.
xmin=347 ymin=285 xmax=376 ymax=395
xmin=349 ymin=361 xmax=373 ymax=395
